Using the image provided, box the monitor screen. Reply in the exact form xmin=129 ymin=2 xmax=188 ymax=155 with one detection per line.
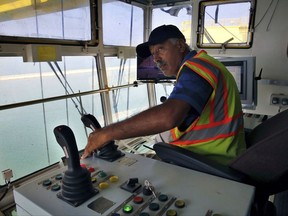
xmin=137 ymin=55 xmax=175 ymax=81
xmin=219 ymin=56 xmax=257 ymax=109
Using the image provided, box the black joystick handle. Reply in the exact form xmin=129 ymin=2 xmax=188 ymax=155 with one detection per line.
xmin=53 ymin=125 xmax=98 ymax=206
xmin=54 ymin=125 xmax=81 ymax=172
xmin=81 ymin=114 xmax=124 ymax=162
xmin=81 ymin=114 xmax=101 ymax=131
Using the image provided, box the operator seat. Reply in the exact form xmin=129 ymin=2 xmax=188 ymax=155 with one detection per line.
xmin=154 ymin=109 xmax=288 ymax=216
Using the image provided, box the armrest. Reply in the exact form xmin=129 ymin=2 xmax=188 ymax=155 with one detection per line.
xmin=153 ymin=142 xmax=247 ymax=182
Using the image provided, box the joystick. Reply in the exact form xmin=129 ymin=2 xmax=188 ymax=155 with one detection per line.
xmin=54 ymin=125 xmax=98 ymax=206
xmin=81 ymin=114 xmax=124 ymax=161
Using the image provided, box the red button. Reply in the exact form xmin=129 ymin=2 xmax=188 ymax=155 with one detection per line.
xmin=88 ymin=167 xmax=95 ymax=172
xmin=133 ymin=196 xmax=144 ymax=204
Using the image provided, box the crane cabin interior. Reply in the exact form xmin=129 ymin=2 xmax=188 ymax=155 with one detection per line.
xmin=1 ymin=0 xmax=288 ymax=215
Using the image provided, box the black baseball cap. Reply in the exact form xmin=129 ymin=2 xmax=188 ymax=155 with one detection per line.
xmin=136 ymin=25 xmax=186 ymax=58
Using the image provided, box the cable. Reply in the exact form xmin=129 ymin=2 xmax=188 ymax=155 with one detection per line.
xmin=254 ymin=0 xmax=275 ymax=29
xmin=0 ymin=180 xmax=10 ymax=202
xmin=47 ymin=62 xmax=84 ymax=116
xmin=205 ymin=12 xmax=242 ymax=42
xmin=47 ymin=61 xmax=90 ymax=138
xmin=266 ymin=0 xmax=280 ymax=31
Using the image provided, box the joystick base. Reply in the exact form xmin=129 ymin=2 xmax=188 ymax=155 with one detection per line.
xmin=95 ymin=142 xmax=125 ymax=162
xmin=57 ymin=189 xmax=99 ymax=207
xmin=94 ymin=150 xmax=125 ymax=162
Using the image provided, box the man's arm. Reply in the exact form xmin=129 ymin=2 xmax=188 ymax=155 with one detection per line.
xmin=82 ymin=98 xmax=191 ymax=158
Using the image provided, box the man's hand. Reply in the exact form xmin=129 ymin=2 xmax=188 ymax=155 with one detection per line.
xmin=81 ymin=129 xmax=108 ymax=159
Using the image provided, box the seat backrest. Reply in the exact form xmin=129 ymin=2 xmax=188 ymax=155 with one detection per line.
xmin=230 ymin=109 xmax=288 ymax=194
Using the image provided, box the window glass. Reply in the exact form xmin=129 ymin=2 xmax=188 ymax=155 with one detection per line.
xmin=155 ymin=83 xmax=175 ymax=105
xmin=0 ymin=56 xmax=99 ymax=105
xmin=0 ymin=0 xmax=91 ymax=41
xmin=102 ymin=0 xmax=144 ymax=46
xmin=105 ymin=57 xmax=149 ymax=122
xmin=152 ymin=5 xmax=192 ymax=45
xmin=44 ymin=56 xmax=100 ymax=97
xmin=0 ymin=105 xmax=48 ymax=183
xmin=0 ymin=56 xmax=103 ymax=185
xmin=0 ymin=57 xmax=42 ymax=104
xmin=199 ymin=1 xmax=253 ymax=48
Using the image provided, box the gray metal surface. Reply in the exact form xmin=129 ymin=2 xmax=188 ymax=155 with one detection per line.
xmin=14 ymin=153 xmax=255 ymax=216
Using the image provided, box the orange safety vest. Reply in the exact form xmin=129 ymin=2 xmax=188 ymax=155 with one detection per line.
xmin=169 ymin=50 xmax=246 ymax=165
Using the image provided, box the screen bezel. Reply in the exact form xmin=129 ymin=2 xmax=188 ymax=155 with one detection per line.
xmin=218 ymin=56 xmax=256 ymax=109
xmin=136 ymin=55 xmax=176 ymax=82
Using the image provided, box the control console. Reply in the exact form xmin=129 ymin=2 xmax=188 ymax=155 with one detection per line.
xmin=14 ymin=125 xmax=255 ymax=216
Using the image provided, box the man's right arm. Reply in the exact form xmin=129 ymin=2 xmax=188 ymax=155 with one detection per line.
xmin=82 ymin=98 xmax=192 ymax=158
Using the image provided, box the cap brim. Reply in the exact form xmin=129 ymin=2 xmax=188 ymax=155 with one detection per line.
xmin=136 ymin=42 xmax=151 ymax=58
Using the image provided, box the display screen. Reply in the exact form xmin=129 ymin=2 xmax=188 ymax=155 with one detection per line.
xmin=222 ymin=61 xmax=244 ymax=94
xmin=219 ymin=56 xmax=256 ymax=109
xmin=137 ymin=55 xmax=175 ymax=81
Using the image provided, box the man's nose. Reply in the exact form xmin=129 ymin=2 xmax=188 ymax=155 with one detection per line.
xmin=152 ymin=53 xmax=161 ymax=63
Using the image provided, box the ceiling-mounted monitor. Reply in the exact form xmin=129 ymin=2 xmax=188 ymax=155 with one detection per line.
xmin=137 ymin=55 xmax=176 ymax=82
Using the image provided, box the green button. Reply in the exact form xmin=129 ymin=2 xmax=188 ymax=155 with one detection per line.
xmin=123 ymin=204 xmax=133 ymax=213
xmin=98 ymin=171 xmax=107 ymax=178
xmin=51 ymin=184 xmax=61 ymax=191
xmin=149 ymin=203 xmax=160 ymax=211
xmin=55 ymin=174 xmax=62 ymax=180
xmin=159 ymin=194 xmax=168 ymax=202
xmin=42 ymin=179 xmax=52 ymax=186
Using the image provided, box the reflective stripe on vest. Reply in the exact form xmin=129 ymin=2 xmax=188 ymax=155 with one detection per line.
xmin=170 ymin=50 xmax=243 ymax=146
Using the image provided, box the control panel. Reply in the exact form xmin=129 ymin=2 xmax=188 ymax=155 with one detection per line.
xmin=243 ymin=112 xmax=269 ymax=131
xmin=13 ymin=125 xmax=255 ymax=216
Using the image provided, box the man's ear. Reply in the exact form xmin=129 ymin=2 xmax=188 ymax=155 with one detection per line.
xmin=177 ymin=39 xmax=186 ymax=52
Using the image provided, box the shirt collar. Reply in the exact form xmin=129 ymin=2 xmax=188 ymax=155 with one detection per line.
xmin=181 ymin=50 xmax=197 ymax=65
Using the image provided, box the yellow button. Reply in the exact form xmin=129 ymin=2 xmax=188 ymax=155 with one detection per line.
xmin=99 ymin=182 xmax=109 ymax=189
xmin=166 ymin=209 xmax=177 ymax=216
xmin=175 ymin=199 xmax=185 ymax=208
xmin=109 ymin=175 xmax=119 ymax=183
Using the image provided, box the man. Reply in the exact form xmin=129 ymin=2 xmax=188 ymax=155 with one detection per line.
xmin=82 ymin=25 xmax=246 ymax=165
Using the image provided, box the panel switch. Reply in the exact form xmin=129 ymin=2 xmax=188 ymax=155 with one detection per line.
xmin=270 ymin=94 xmax=288 ymax=107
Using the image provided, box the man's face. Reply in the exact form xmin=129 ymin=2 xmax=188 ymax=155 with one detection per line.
xmin=149 ymin=39 xmax=185 ymax=77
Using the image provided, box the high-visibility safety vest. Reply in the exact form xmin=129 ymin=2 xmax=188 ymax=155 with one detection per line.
xmin=169 ymin=50 xmax=246 ymax=165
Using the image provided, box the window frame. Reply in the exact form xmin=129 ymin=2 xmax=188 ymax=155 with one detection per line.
xmin=0 ymin=0 xmax=99 ymax=46
xmin=197 ymin=0 xmax=256 ymax=49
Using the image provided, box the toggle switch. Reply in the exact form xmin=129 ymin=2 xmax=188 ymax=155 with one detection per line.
xmin=120 ymin=178 xmax=142 ymax=193
xmin=270 ymin=94 xmax=288 ymax=107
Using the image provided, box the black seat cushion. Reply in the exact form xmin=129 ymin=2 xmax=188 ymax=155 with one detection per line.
xmin=230 ymin=110 xmax=288 ymax=189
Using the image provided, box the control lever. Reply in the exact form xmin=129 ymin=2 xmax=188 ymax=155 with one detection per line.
xmin=81 ymin=114 xmax=101 ymax=131
xmin=54 ymin=125 xmax=82 ymax=171
xmin=54 ymin=125 xmax=98 ymax=206
xmin=81 ymin=114 xmax=124 ymax=162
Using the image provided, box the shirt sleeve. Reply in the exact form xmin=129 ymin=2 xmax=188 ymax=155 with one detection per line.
xmin=168 ymin=66 xmax=213 ymax=130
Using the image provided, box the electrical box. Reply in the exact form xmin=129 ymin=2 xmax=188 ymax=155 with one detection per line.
xmin=270 ymin=94 xmax=288 ymax=107
xmin=2 ymin=169 xmax=13 ymax=181
xmin=23 ymin=44 xmax=62 ymax=62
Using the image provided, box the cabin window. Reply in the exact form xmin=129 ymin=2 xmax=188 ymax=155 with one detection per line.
xmin=0 ymin=0 xmax=94 ymax=44
xmin=155 ymin=83 xmax=175 ymax=105
xmin=102 ymin=0 xmax=144 ymax=46
xmin=0 ymin=56 xmax=104 ymax=185
xmin=197 ymin=0 xmax=255 ymax=49
xmin=152 ymin=5 xmax=192 ymax=45
xmin=105 ymin=57 xmax=149 ymax=122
